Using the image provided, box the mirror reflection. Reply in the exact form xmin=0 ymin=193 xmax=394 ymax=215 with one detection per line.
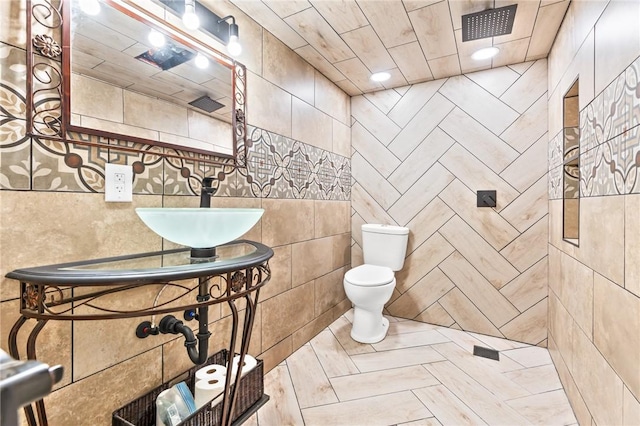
xmin=68 ymin=0 xmax=235 ymax=156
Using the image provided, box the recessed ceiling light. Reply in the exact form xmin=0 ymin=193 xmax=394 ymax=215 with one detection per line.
xmin=471 ymin=47 xmax=500 ymax=60
xmin=148 ymin=30 xmax=165 ymax=48
xmin=194 ymin=53 xmax=209 ymax=69
xmin=80 ymin=0 xmax=101 ymax=15
xmin=370 ymin=72 xmax=391 ymax=82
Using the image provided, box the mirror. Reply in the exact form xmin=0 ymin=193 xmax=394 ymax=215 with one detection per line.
xmin=62 ymin=0 xmax=246 ymax=158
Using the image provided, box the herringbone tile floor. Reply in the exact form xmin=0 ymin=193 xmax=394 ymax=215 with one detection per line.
xmin=247 ymin=310 xmax=576 ymax=426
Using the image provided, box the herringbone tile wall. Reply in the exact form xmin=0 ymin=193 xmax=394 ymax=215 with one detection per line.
xmin=351 ymin=59 xmax=549 ymax=346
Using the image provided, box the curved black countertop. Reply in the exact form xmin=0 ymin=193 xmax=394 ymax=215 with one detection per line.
xmin=5 ymin=240 xmax=274 ymax=285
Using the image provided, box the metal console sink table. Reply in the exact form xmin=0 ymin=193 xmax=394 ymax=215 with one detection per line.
xmin=5 ymin=240 xmax=274 ymax=426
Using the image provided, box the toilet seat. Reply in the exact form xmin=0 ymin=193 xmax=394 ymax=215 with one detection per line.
xmin=344 ymin=264 xmax=394 ymax=287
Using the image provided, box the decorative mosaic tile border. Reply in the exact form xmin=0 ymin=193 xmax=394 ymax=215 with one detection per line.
xmin=551 ymin=55 xmax=640 ymax=198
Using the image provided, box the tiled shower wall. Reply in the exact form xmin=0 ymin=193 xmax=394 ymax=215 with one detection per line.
xmin=351 ymin=61 xmax=549 ymax=346
xmin=0 ymin=1 xmax=351 ymax=424
xmin=546 ymin=1 xmax=640 ymax=425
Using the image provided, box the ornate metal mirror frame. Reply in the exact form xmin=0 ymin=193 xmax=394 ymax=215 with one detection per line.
xmin=26 ymin=0 xmax=247 ymax=166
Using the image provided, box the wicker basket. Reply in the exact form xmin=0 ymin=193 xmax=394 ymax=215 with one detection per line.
xmin=112 ymin=350 xmax=263 ymax=426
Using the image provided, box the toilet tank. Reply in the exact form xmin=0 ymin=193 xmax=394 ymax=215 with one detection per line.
xmin=361 ymin=224 xmax=410 ymax=271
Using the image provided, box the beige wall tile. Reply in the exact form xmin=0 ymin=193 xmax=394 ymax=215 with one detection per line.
xmin=594 ymin=0 xmax=640 ymax=93
xmin=439 ymin=144 xmax=520 ymax=211
xmin=246 ymin=72 xmax=292 ymax=138
xmin=387 ymin=163 xmax=454 ymax=226
xmin=331 ymin=233 xmax=351 ymax=270
xmin=259 ymin=336 xmax=293 ymax=373
xmin=499 ymin=298 xmax=548 ymax=344
xmin=332 ymin=119 xmax=351 ymax=158
xmin=352 ymin=122 xmax=401 ymax=179
xmin=439 ymin=75 xmax=519 ymax=134
xmin=548 ymin=291 xmax=575 ymax=372
xmin=406 ymin=198 xmax=455 ymax=255
xmin=1 ymin=192 xmax=162 ymax=301
xmin=440 ymin=217 xmax=519 ymax=289
xmin=501 ymin=94 xmax=548 ymax=154
xmin=500 ymin=135 xmax=548 ymax=193
xmin=387 ymin=268 xmax=455 ymax=319
xmin=558 ymin=250 xmax=594 ymax=338
xmin=261 ymin=245 xmax=292 ymax=301
xmin=572 ymin=326 xmax=625 ymax=426
xmin=315 ymin=71 xmax=350 ymax=125
xmin=387 ymin=80 xmax=444 ymax=127
xmin=0 ymin=300 xmax=72 ymax=389
xmin=438 ymin=288 xmax=502 ymax=337
xmin=387 ymin=93 xmax=455 ymax=161
xmin=500 ymin=217 xmax=548 ymax=272
xmin=72 ymin=284 xmax=180 ymax=380
xmin=124 ymin=91 xmax=189 ymax=136
xmin=291 ymin=237 xmax=334 ymax=286
xmin=291 ymin=97 xmax=333 ymax=152
xmin=623 ymin=385 xmax=640 ymax=426
xmin=549 ymin=335 xmax=593 ymax=426
xmin=500 ymin=257 xmax=548 ymax=312
xmin=261 ymin=281 xmax=314 ymax=350
xmin=501 ymin=59 xmax=548 ymax=114
xmin=351 ymin=96 xmax=401 ymax=146
xmin=439 ymin=107 xmax=519 ymax=173
xmin=352 ymin=153 xmax=401 ymax=211
xmin=364 ymin=89 xmax=402 ymax=115
xmin=292 ymin=309 xmax=335 ymax=351
xmin=46 ymin=348 xmax=162 ymax=426
xmin=263 ymin=31 xmax=315 ymax=105
xmin=71 ymin=74 xmax=123 ymax=123
xmin=439 ymin=179 xmax=519 ymax=250
xmin=581 ymin=196 xmax=625 ymax=285
xmin=625 ymin=194 xmax=640 ymax=297
xmin=500 ymin=176 xmax=549 ymax=233
xmin=261 ymin=199 xmax=314 ymax=247
xmin=440 ymin=252 xmax=519 ymax=328
xmin=593 ymin=273 xmax=640 ymax=400
xmin=395 ymin=232 xmax=454 ymax=294
xmin=315 ymin=200 xmax=350 ymax=238
xmin=314 ymin=267 xmax=347 ymax=316
xmin=388 ymin=128 xmax=455 ymax=193
xmin=415 ymin=302 xmax=455 ymax=327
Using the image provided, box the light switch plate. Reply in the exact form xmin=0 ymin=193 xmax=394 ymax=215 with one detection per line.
xmin=105 ymin=163 xmax=133 ymax=202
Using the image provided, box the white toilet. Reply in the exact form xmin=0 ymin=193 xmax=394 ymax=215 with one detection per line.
xmin=344 ymin=224 xmax=409 ymax=343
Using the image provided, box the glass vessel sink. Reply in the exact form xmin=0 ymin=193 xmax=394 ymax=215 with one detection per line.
xmin=135 ymin=208 xmax=264 ymax=248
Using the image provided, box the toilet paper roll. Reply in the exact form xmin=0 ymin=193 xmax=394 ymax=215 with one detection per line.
xmin=195 ymin=364 xmax=227 ymax=383
xmin=230 ymin=354 xmax=257 ymax=379
xmin=194 ymin=377 xmax=225 ymax=409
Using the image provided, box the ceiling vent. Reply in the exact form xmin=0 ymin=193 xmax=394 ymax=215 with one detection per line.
xmin=462 ymin=4 xmax=517 ymax=42
xmin=189 ymin=95 xmax=224 ymax=113
xmin=135 ymin=44 xmax=194 ymax=71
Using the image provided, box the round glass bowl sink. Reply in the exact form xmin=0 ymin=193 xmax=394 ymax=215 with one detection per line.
xmin=135 ymin=208 xmax=264 ymax=248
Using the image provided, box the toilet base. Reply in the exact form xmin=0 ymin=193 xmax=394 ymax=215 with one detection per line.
xmin=350 ymin=308 xmax=390 ymax=344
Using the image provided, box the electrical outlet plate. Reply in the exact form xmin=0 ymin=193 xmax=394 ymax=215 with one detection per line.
xmin=105 ymin=163 xmax=133 ymax=202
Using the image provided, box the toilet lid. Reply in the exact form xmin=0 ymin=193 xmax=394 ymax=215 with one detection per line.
xmin=345 ymin=265 xmax=394 ymax=287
